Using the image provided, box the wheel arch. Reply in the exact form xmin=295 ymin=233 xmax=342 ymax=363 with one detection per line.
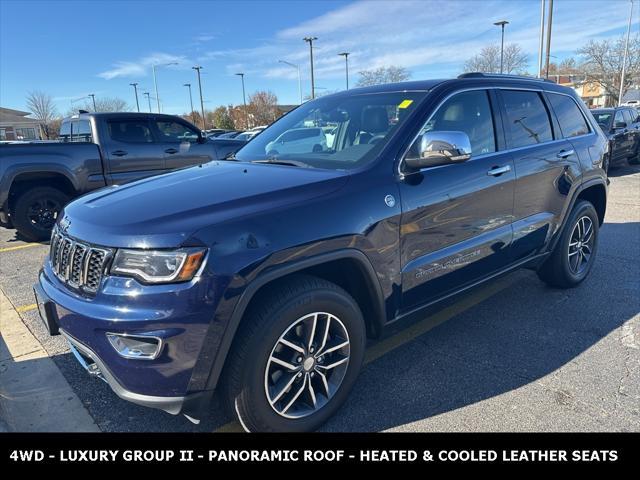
xmin=7 ymin=170 xmax=77 ymax=212
xmin=202 ymin=249 xmax=386 ymax=394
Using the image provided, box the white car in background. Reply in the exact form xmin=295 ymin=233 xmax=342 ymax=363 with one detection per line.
xmin=265 ymin=127 xmax=327 ymax=155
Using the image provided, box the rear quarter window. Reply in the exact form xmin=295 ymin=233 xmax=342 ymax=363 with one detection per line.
xmin=547 ymin=93 xmax=590 ymax=138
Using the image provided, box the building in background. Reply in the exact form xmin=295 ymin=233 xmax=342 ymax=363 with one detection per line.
xmin=0 ymin=107 xmax=43 ymax=141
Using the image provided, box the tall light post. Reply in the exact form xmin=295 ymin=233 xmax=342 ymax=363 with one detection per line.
xmin=235 ymin=72 xmax=248 ymax=129
xmin=537 ymin=0 xmax=546 ymax=78
xmin=143 ymin=92 xmax=152 ymax=113
xmin=544 ymin=0 xmax=554 ymax=78
xmin=129 ymin=83 xmax=140 ymax=112
xmin=338 ymin=52 xmax=350 ymax=90
xmin=183 ymin=83 xmax=195 ymax=122
xmin=303 ymin=36 xmax=317 ymax=99
xmin=493 ymin=20 xmax=509 ymax=74
xmin=88 ymin=94 xmax=97 ymax=111
xmin=619 ymin=0 xmax=634 ymax=106
xmin=152 ymin=62 xmax=178 ymax=113
xmin=278 ymin=60 xmax=302 ymax=104
xmin=192 ymin=66 xmax=206 ymax=130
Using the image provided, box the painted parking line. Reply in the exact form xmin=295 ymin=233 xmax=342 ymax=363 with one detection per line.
xmin=16 ymin=304 xmax=37 ymax=313
xmin=211 ymin=270 xmax=525 ymax=432
xmin=0 ymin=243 xmax=46 ymax=253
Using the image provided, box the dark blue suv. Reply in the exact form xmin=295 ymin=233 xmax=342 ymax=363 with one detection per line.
xmin=35 ymin=74 xmax=608 ymax=432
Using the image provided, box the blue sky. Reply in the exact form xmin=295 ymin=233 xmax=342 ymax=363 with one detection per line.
xmin=1 ymin=0 xmax=638 ymax=116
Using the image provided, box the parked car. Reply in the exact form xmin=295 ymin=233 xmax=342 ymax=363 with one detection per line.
xmin=216 ymin=131 xmax=242 ymax=139
xmin=235 ymin=131 xmax=260 ymax=141
xmin=591 ymin=107 xmax=640 ymax=170
xmin=204 ymin=129 xmax=229 ymax=138
xmin=0 ymin=112 xmax=246 ymax=240
xmin=265 ymin=127 xmax=327 ymax=155
xmin=35 ymin=73 xmax=608 ymax=432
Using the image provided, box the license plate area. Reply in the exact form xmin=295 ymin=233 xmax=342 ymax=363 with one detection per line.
xmin=33 ymin=285 xmax=59 ymax=336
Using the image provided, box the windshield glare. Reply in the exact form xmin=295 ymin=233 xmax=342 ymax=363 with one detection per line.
xmin=234 ymin=91 xmax=426 ymax=170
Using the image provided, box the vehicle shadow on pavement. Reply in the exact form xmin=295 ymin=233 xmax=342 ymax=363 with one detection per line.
xmin=34 ymin=221 xmax=639 ymax=432
xmin=320 ymin=222 xmax=639 ymax=432
xmin=607 ymin=164 xmax=640 ymax=178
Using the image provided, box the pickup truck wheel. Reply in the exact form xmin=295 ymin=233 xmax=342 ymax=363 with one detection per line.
xmin=537 ymin=200 xmax=599 ymax=289
xmin=12 ymin=186 xmax=69 ymax=241
xmin=222 ymin=275 xmax=365 ymax=432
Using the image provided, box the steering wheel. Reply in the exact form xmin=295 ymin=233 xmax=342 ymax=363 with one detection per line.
xmin=368 ymin=134 xmax=386 ymax=144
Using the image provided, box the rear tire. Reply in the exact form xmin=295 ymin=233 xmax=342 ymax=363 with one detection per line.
xmin=222 ymin=274 xmax=365 ymax=432
xmin=537 ymin=200 xmax=599 ymax=289
xmin=11 ymin=186 xmax=69 ymax=241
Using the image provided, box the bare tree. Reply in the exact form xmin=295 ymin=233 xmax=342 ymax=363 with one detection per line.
xmin=26 ymin=91 xmax=59 ymax=139
xmin=68 ymin=97 xmax=129 ymax=115
xmin=576 ymin=35 xmax=640 ymax=105
xmin=356 ymin=66 xmax=411 ymax=87
xmin=464 ymin=44 xmax=528 ymax=74
xmin=247 ymin=91 xmax=279 ymax=127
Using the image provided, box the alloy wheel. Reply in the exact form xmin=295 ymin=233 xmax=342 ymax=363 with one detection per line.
xmin=568 ymin=215 xmax=595 ymax=275
xmin=26 ymin=197 xmax=61 ymax=232
xmin=264 ymin=312 xmax=350 ymax=419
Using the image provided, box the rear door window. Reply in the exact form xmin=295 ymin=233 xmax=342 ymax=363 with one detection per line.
xmin=154 ymin=120 xmax=200 ymax=143
xmin=501 ymin=90 xmax=553 ymax=148
xmin=547 ymin=93 xmax=590 ymax=138
xmin=108 ymin=120 xmax=153 ymax=143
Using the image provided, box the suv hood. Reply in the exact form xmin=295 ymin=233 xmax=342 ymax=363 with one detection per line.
xmin=61 ymin=161 xmax=349 ymax=248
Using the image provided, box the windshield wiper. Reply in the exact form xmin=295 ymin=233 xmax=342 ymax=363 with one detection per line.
xmin=251 ymin=159 xmax=312 ymax=168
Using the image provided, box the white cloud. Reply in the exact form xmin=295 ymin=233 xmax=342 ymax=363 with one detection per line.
xmin=98 ymin=52 xmax=191 ymax=80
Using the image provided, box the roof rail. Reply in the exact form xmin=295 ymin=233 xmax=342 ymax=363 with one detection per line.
xmin=457 ymin=72 xmax=555 ymax=83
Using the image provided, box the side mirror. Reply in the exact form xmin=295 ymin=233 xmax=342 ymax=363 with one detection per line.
xmin=614 ymin=121 xmax=627 ymax=130
xmin=405 ymin=131 xmax=472 ymax=170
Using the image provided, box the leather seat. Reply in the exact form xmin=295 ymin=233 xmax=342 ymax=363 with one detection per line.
xmin=355 ymin=107 xmax=389 ymax=144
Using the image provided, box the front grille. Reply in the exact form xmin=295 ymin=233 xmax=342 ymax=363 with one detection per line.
xmin=49 ymin=227 xmax=113 ymax=294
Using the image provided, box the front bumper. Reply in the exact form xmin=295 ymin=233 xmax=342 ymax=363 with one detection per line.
xmin=37 ymin=259 xmax=226 ymax=411
xmin=61 ymin=329 xmax=186 ymax=414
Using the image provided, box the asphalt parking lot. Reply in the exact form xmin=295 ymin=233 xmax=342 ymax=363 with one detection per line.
xmin=0 ymin=165 xmax=638 ymax=432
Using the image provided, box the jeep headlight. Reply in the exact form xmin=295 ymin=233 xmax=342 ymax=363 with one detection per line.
xmin=111 ymin=248 xmax=206 ymax=284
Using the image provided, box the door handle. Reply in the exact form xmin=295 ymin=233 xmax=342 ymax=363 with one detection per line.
xmin=111 ymin=150 xmax=127 ymax=157
xmin=487 ymin=165 xmax=511 ymax=176
xmin=164 ymin=148 xmax=178 ymax=154
xmin=557 ymin=149 xmax=575 ymax=159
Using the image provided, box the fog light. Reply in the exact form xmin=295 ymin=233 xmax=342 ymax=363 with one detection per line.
xmin=106 ymin=333 xmax=162 ymax=360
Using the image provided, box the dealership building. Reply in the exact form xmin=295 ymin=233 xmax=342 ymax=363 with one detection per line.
xmin=0 ymin=107 xmax=43 ymax=141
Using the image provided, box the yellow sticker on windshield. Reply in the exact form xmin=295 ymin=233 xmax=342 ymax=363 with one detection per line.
xmin=398 ymin=99 xmax=414 ymax=109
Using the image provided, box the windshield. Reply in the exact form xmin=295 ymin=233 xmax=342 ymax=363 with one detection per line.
xmin=234 ymin=91 xmax=427 ymax=169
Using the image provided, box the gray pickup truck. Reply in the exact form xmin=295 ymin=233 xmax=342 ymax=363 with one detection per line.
xmin=0 ymin=112 xmax=246 ymax=240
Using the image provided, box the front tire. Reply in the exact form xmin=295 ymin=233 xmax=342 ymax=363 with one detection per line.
xmin=537 ymin=200 xmax=599 ymax=288
xmin=12 ymin=186 xmax=69 ymax=241
xmin=222 ymin=275 xmax=365 ymax=432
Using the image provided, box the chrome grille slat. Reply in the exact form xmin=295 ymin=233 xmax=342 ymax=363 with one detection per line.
xmin=49 ymin=226 xmax=112 ymax=294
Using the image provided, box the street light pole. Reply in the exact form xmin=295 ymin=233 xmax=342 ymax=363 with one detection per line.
xmin=338 ymin=52 xmax=350 ymax=89
xmin=192 ymin=66 xmax=206 ymax=129
xmin=618 ymin=0 xmax=634 ymax=106
xmin=235 ymin=73 xmax=248 ymax=129
xmin=152 ymin=62 xmax=178 ymax=113
xmin=143 ymin=92 xmax=152 ymax=113
xmin=303 ymin=36 xmax=317 ymax=99
xmin=279 ymin=60 xmax=303 ymax=104
xmin=493 ymin=20 xmax=509 ymax=74
xmin=544 ymin=0 xmax=554 ymax=78
xmin=88 ymin=94 xmax=96 ymax=111
xmin=130 ymin=83 xmax=140 ymax=112
xmin=537 ymin=0 xmax=546 ymax=78
xmin=184 ymin=83 xmax=194 ymax=122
